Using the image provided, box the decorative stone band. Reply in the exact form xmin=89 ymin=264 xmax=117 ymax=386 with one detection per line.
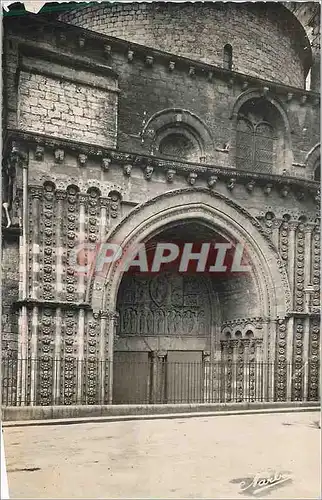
xmin=4 ymin=131 xmax=320 ymax=204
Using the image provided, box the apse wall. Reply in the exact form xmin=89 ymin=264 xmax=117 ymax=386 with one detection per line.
xmin=59 ymin=1 xmax=311 ymax=87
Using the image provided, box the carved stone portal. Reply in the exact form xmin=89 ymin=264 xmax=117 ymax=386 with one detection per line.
xmin=117 ymin=272 xmax=212 ymax=337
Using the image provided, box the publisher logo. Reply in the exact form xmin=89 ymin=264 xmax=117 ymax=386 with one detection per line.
xmin=231 ymin=470 xmax=293 ymax=496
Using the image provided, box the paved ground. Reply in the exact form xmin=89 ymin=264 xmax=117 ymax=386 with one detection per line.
xmin=3 ymin=411 xmax=320 ymax=499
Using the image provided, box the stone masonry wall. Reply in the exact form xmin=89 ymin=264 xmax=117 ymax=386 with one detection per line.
xmin=60 ymin=2 xmax=310 ymax=88
xmin=17 ymin=69 xmax=118 ymax=148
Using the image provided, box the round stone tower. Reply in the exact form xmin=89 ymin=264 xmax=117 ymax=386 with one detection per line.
xmin=59 ymin=1 xmax=312 ymax=87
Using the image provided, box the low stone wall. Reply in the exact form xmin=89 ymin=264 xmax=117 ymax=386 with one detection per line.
xmin=2 ymin=401 xmax=319 ymax=422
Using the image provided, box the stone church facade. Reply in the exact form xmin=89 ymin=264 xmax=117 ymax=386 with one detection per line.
xmin=1 ymin=2 xmax=320 ymax=406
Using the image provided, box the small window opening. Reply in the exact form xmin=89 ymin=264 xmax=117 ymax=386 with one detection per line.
xmin=223 ymin=44 xmax=233 ymax=70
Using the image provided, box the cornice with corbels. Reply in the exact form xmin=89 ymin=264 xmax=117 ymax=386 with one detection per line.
xmin=5 ymin=15 xmax=320 ymax=107
xmin=4 ymin=130 xmax=320 ymax=204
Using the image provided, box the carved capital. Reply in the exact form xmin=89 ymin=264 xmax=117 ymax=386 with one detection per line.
xmin=54 ymin=148 xmax=64 ymax=163
xmin=99 ymin=197 xmax=109 ymax=208
xmin=79 ymin=193 xmax=88 ymax=205
xmin=169 ymin=61 xmax=175 ymax=71
xmin=78 ymin=153 xmax=88 ymax=167
xmin=286 ymin=92 xmax=293 ymax=102
xmin=55 ymin=190 xmax=66 ymax=201
xmin=35 ymin=145 xmax=44 ymax=161
xmin=127 ymin=50 xmax=134 ymax=62
xmin=187 ymin=172 xmax=197 ymax=185
xmin=29 ymin=186 xmax=43 ymax=199
xmin=166 ymin=169 xmax=176 ymax=183
xmin=155 ymin=350 xmax=167 ymax=359
xmin=203 ymin=351 xmax=211 ymax=362
xmin=300 ymin=95 xmax=307 ymax=106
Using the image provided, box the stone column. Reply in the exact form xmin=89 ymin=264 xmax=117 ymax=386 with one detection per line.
xmin=286 ymin=316 xmax=294 ymax=401
xmin=107 ymin=311 xmax=119 ymax=404
xmin=78 ymin=194 xmax=88 ymax=302
xmin=303 ymin=225 xmax=314 ymax=400
xmin=99 ymin=198 xmax=109 ymax=241
xmin=98 ymin=311 xmax=109 ymax=404
xmin=288 ymin=222 xmax=298 ymax=309
xmin=55 ymin=190 xmax=66 ymax=299
xmin=151 ymin=351 xmax=167 ymax=404
xmin=272 ymin=218 xmax=281 ymax=249
xmin=202 ymin=351 xmax=212 ymax=403
xmin=30 ymin=187 xmax=42 ymax=299
xmin=76 ymin=308 xmax=85 ymax=403
xmin=53 ymin=307 xmax=62 ymax=404
xmin=30 ymin=306 xmax=39 ymax=405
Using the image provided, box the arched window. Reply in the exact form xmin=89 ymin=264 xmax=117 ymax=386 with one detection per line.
xmin=154 ymin=125 xmax=203 ymax=162
xmin=236 ymin=118 xmax=253 ymax=170
xmin=254 ymin=122 xmax=274 ymax=172
xmin=235 ymin=98 xmax=280 ymax=173
xmin=223 ymin=44 xmax=233 ymax=70
xmin=159 ymin=133 xmax=196 ymax=160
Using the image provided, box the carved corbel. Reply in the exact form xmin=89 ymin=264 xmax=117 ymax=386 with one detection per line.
xmin=227 ymin=77 xmax=234 ymax=88
xmin=54 ymin=148 xmax=64 ymax=163
xmin=300 ymin=95 xmax=307 ymax=106
xmin=166 ymin=169 xmax=176 ymax=183
xmin=101 ymin=157 xmax=111 ymax=171
xmin=123 ymin=164 xmax=132 ymax=176
xmin=241 ymin=80 xmax=248 ymax=90
xmin=78 ymin=35 xmax=85 ymax=49
xmin=296 ymin=190 xmax=305 ymax=201
xmin=207 ymin=175 xmax=218 ymax=188
xmin=187 ymin=172 xmax=197 ymax=185
xmin=207 ymin=71 xmax=213 ymax=81
xmin=227 ymin=177 xmax=236 ymax=191
xmin=145 ymin=55 xmax=154 ymax=66
xmin=262 ymin=86 xmax=270 ymax=97
xmin=57 ymin=32 xmax=67 ymax=45
xmin=104 ymin=44 xmax=112 ymax=58
xmin=189 ymin=66 xmax=195 ymax=77
xmin=286 ymin=92 xmax=293 ymax=102
xmin=78 ymin=154 xmax=88 ymax=167
xmin=35 ymin=145 xmax=44 ymax=161
xmin=144 ymin=165 xmax=154 ymax=180
xmin=127 ymin=50 xmax=134 ymax=62
xmin=169 ymin=61 xmax=175 ymax=71
xmin=280 ymin=184 xmax=290 ymax=198
xmin=246 ymin=179 xmax=255 ymax=192
xmin=263 ymin=183 xmax=273 ymax=195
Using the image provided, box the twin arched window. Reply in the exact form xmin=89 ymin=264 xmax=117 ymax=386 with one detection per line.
xmin=236 ymin=98 xmax=279 ymax=173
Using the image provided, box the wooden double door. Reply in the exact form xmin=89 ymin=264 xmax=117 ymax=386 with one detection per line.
xmin=113 ymin=350 xmax=204 ymax=404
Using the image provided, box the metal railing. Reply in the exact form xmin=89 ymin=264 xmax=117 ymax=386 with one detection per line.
xmin=1 ymin=357 xmax=320 ymax=406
